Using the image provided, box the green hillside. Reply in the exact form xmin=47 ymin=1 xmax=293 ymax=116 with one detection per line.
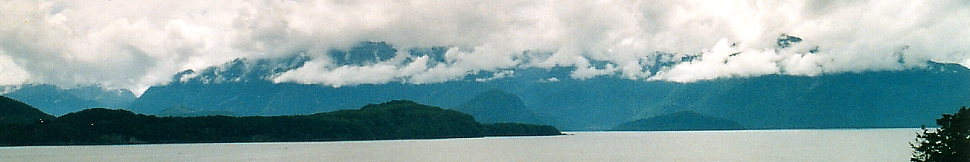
xmin=0 ymin=95 xmax=54 ymax=125
xmin=0 ymin=100 xmax=561 ymax=146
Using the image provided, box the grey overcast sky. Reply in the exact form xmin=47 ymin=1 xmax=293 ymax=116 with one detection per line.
xmin=2 ymin=0 xmax=969 ymax=95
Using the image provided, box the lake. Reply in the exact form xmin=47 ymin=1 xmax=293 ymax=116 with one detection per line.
xmin=0 ymin=128 xmax=919 ymax=161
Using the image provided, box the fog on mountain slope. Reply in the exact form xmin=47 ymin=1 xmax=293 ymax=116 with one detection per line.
xmin=123 ymin=51 xmax=970 ymax=130
xmin=3 ymin=1 xmax=970 ymax=94
xmin=3 ymin=40 xmax=969 ymax=130
xmin=2 ymin=37 xmax=968 ymax=130
xmin=4 ymin=0 xmax=970 ymax=131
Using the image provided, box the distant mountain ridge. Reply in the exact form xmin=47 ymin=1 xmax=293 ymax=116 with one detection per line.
xmin=639 ymin=62 xmax=970 ymax=129
xmin=7 ymin=40 xmax=970 ymax=131
xmin=125 ymin=45 xmax=970 ymax=130
xmin=173 ymin=54 xmax=311 ymax=84
xmin=1 ymin=84 xmax=135 ymax=116
xmin=157 ymin=106 xmax=236 ymax=117
xmin=452 ymin=89 xmax=546 ymax=124
xmin=611 ymin=111 xmax=743 ymax=131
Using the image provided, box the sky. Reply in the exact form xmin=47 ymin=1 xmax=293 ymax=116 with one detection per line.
xmin=2 ymin=0 xmax=969 ymax=96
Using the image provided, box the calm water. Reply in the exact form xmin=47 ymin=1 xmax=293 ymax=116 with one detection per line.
xmin=0 ymin=128 xmax=919 ymax=162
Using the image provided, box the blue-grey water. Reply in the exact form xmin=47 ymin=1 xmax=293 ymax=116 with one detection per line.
xmin=0 ymin=128 xmax=918 ymax=162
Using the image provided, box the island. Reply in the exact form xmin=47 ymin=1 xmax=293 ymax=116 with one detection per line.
xmin=611 ymin=111 xmax=744 ymax=131
xmin=0 ymin=96 xmax=562 ymax=146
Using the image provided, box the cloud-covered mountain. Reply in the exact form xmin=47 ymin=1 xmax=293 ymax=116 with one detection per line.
xmin=172 ymin=53 xmax=312 ymax=84
xmin=125 ymin=51 xmax=970 ymax=130
xmin=4 ymin=39 xmax=953 ymax=130
xmin=640 ymin=62 xmax=970 ymax=129
xmin=4 ymin=1 xmax=970 ymax=95
xmin=127 ymin=44 xmax=494 ymax=116
xmin=4 ymin=1 xmax=969 ymax=132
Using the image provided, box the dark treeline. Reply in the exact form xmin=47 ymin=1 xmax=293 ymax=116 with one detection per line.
xmin=911 ymin=107 xmax=969 ymax=162
xmin=0 ymin=100 xmax=561 ymax=146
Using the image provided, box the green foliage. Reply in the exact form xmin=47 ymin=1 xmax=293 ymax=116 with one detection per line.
xmin=0 ymin=96 xmax=54 ymax=125
xmin=0 ymin=100 xmax=561 ymax=146
xmin=911 ymin=107 xmax=970 ymax=162
xmin=484 ymin=123 xmax=562 ymax=136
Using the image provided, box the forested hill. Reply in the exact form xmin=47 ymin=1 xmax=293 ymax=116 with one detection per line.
xmin=0 ymin=100 xmax=561 ymax=146
xmin=0 ymin=95 xmax=54 ymax=125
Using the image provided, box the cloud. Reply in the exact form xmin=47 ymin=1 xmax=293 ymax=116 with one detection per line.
xmin=0 ymin=51 xmax=30 ymax=85
xmin=475 ymin=70 xmax=515 ymax=82
xmin=1 ymin=0 xmax=969 ymax=95
xmin=650 ymin=39 xmax=783 ymax=82
xmin=538 ymin=77 xmax=560 ymax=83
xmin=0 ymin=1 xmax=240 ymax=95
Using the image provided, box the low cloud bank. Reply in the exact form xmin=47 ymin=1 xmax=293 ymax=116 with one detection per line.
xmin=1 ymin=0 xmax=968 ymax=95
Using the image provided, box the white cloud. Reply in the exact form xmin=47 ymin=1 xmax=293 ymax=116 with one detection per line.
xmin=475 ymin=70 xmax=515 ymax=82
xmin=1 ymin=0 xmax=969 ymax=95
xmin=650 ymin=39 xmax=783 ymax=82
xmin=538 ymin=77 xmax=560 ymax=83
xmin=0 ymin=51 xmax=30 ymax=85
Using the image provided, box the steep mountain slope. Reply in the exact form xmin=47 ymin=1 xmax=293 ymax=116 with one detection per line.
xmin=0 ymin=95 xmax=55 ymax=125
xmin=129 ymin=80 xmax=493 ymax=116
xmin=639 ymin=62 xmax=970 ymax=129
xmin=452 ymin=89 xmax=545 ymax=124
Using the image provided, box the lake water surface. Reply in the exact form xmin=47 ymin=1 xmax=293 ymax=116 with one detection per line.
xmin=0 ymin=128 xmax=919 ymax=161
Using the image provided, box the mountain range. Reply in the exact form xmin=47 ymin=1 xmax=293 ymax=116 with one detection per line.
xmin=5 ymin=42 xmax=970 ymax=130
xmin=0 ymin=84 xmax=135 ymax=116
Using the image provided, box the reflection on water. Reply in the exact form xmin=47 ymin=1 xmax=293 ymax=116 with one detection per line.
xmin=0 ymin=128 xmax=918 ymax=162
